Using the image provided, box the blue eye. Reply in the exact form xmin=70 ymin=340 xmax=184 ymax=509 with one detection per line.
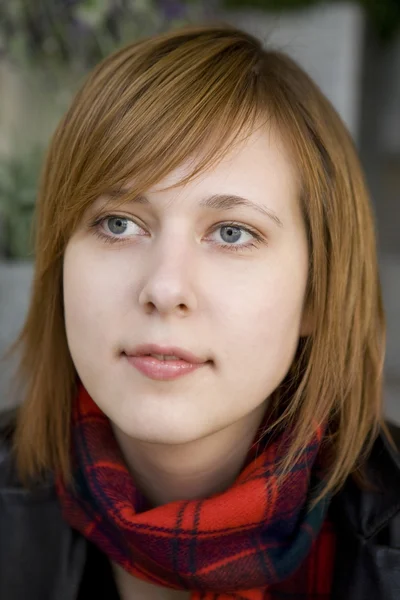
xmin=219 ymin=225 xmax=243 ymax=244
xmin=102 ymin=216 xmax=146 ymax=238
xmin=208 ymin=223 xmax=260 ymax=249
xmin=106 ymin=217 xmax=129 ymax=235
xmin=89 ymin=214 xmax=147 ymax=244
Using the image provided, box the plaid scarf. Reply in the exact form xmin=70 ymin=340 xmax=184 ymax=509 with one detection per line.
xmin=56 ymin=385 xmax=336 ymax=599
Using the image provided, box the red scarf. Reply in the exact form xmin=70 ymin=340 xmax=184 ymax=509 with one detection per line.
xmin=57 ymin=385 xmax=336 ymax=598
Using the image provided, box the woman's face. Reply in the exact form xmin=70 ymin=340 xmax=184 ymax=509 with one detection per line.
xmin=63 ymin=126 xmax=310 ymax=444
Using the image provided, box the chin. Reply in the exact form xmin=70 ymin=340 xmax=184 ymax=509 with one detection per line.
xmin=109 ymin=409 xmax=208 ymax=446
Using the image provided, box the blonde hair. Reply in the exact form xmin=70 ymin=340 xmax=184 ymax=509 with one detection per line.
xmin=11 ymin=24 xmax=385 ymax=501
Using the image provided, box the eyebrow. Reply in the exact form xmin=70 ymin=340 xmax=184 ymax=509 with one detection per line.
xmin=199 ymin=194 xmax=283 ymax=228
xmin=106 ymin=191 xmax=283 ymax=228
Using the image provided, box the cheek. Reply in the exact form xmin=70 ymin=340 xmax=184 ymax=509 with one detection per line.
xmin=63 ymin=244 xmax=126 ymax=351
xmin=213 ymin=256 xmax=308 ymax=363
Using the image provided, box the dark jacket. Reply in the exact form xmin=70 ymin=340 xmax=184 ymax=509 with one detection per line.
xmin=1 ymin=411 xmax=400 ymax=600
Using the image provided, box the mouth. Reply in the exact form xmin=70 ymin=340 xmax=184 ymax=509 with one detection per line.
xmin=124 ymin=344 xmax=209 ymax=364
xmin=122 ymin=344 xmax=212 ymax=381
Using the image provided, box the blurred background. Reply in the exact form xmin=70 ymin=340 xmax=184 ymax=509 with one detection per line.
xmin=0 ymin=0 xmax=399 ymax=421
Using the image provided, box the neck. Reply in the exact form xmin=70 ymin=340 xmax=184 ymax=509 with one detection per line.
xmin=111 ymin=402 xmax=267 ymax=507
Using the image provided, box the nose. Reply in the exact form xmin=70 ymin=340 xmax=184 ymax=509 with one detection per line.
xmin=138 ymin=241 xmax=198 ymax=317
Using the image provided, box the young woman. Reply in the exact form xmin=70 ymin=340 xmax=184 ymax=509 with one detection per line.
xmin=1 ymin=24 xmax=399 ymax=600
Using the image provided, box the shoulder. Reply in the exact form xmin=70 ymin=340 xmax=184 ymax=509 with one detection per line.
xmin=333 ymin=421 xmax=400 ymax=530
xmin=0 ymin=408 xmax=87 ymax=599
xmin=0 ymin=405 xmax=71 ymax=539
xmin=330 ymin=421 xmax=400 ymax=600
xmin=0 ymin=405 xmax=58 ymax=497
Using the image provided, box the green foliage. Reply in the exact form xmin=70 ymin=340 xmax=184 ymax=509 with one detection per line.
xmin=0 ymin=149 xmax=43 ymax=259
xmin=0 ymin=0 xmax=193 ymax=70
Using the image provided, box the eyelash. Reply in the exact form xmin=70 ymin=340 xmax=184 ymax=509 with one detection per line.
xmin=88 ymin=214 xmax=266 ymax=252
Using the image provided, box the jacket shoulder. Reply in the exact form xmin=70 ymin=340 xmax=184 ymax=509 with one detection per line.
xmin=0 ymin=408 xmax=87 ymax=599
xmin=331 ymin=421 xmax=400 ymax=600
xmin=332 ymin=420 xmax=400 ymax=537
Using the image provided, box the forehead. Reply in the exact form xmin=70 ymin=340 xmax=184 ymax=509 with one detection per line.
xmin=135 ymin=125 xmax=298 ymax=202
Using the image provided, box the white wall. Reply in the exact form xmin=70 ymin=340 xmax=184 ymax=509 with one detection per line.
xmin=220 ymin=2 xmax=366 ymax=139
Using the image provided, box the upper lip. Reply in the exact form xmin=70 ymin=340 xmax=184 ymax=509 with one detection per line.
xmin=124 ymin=344 xmax=209 ymax=364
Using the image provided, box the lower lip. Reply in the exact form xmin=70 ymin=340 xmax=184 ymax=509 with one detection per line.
xmin=124 ymin=354 xmax=208 ymax=381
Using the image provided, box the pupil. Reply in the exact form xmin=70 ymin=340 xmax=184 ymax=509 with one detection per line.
xmin=108 ymin=217 xmax=127 ymax=234
xmin=221 ymin=226 xmax=241 ymax=243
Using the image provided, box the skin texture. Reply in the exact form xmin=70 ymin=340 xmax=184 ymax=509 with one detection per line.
xmin=63 ymin=126 xmax=310 ymax=510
